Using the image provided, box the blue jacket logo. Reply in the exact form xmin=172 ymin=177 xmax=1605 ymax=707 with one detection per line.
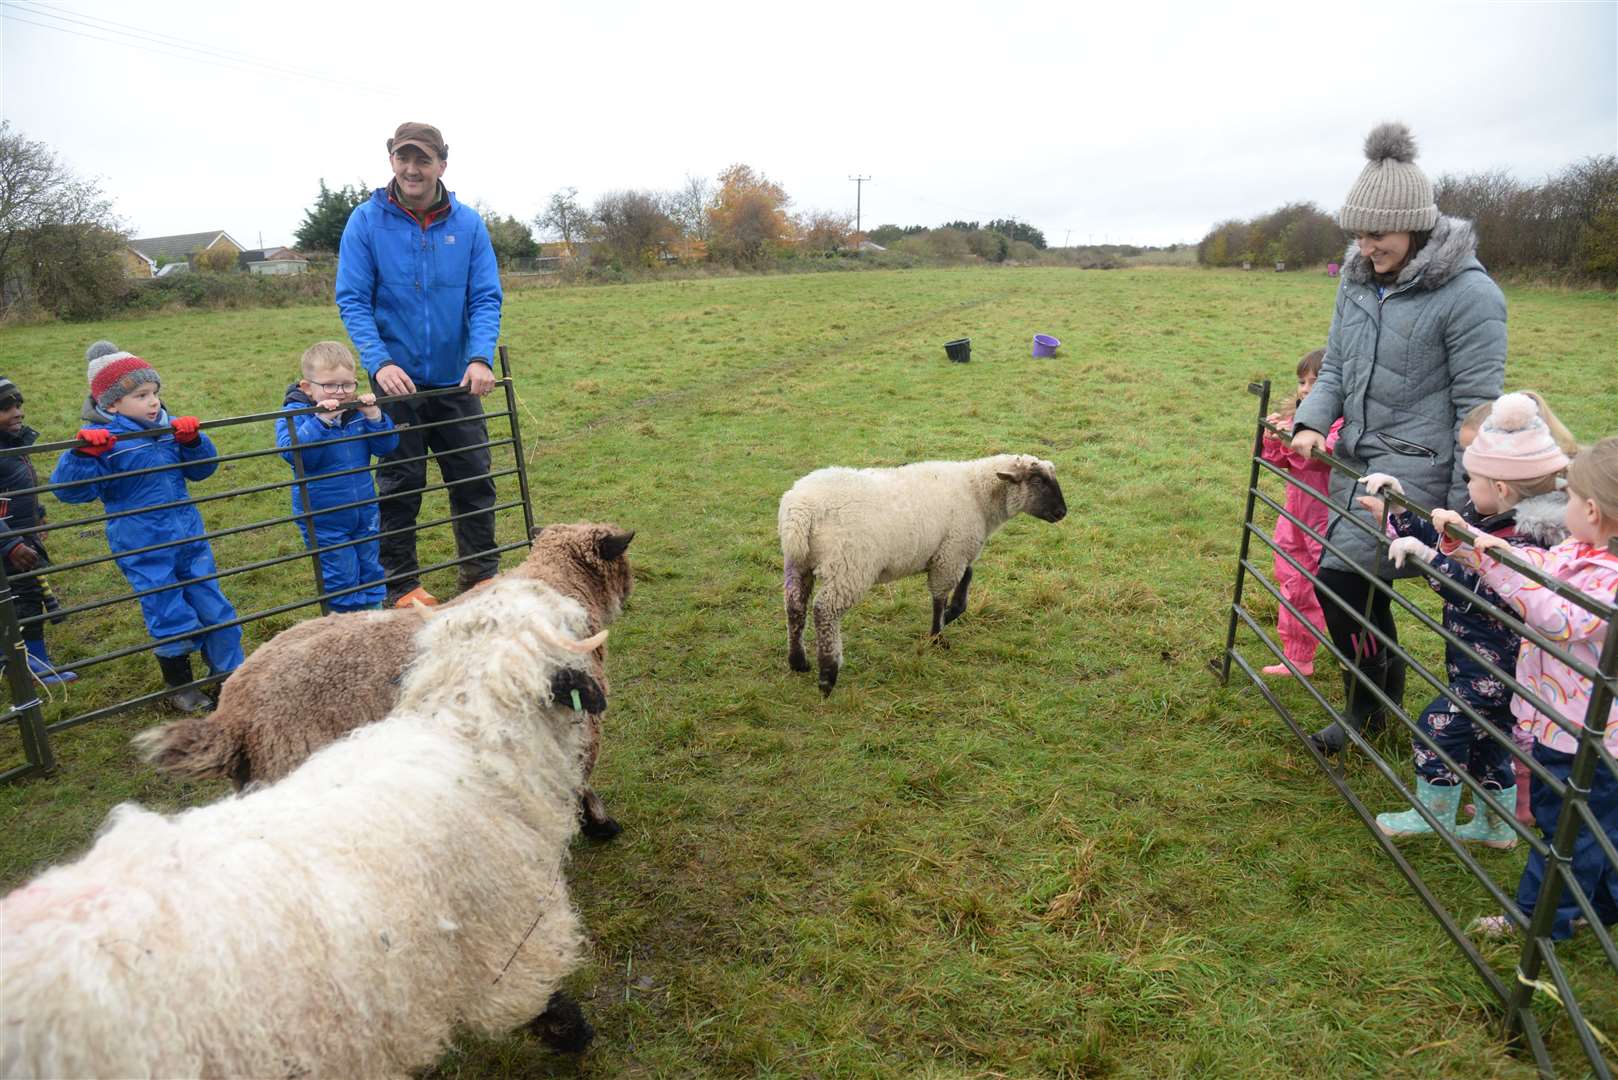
xmin=445 ymin=234 xmax=456 ymax=244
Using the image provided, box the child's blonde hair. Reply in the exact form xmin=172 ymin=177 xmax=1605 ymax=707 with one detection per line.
xmin=1462 ymin=390 xmax=1578 ymax=456
xmin=301 ymin=341 xmax=357 ymax=379
xmin=1566 ymin=437 xmax=1618 ymax=527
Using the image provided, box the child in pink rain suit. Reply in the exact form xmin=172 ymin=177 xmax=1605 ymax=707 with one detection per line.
xmin=1260 ymin=348 xmax=1343 ymax=677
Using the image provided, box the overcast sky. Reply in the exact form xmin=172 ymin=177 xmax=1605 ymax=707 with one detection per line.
xmin=2 ymin=0 xmax=1614 ymax=249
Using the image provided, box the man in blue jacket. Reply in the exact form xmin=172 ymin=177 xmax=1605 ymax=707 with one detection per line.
xmin=335 ymin=121 xmax=503 ymax=608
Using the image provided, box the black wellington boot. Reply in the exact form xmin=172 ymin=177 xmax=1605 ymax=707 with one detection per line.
xmin=157 ymin=654 xmax=212 ymax=714
xmin=1308 ymin=657 xmax=1398 ymax=756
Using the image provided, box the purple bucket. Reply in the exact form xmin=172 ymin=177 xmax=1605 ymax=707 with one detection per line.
xmin=1032 ymin=334 xmax=1060 ymax=358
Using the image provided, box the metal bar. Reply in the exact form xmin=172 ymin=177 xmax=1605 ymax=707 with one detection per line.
xmin=1265 ymin=416 xmax=1617 ymax=620
xmin=43 ymin=541 xmax=531 ymax=735
xmin=8 ymin=383 xmax=500 ymax=458
xmin=1535 ymin=944 xmax=1614 ymax=1079
xmin=1507 ymin=601 xmax=1618 ymax=1042
xmin=1226 ymin=641 xmax=1515 ymax=1005
xmin=18 ymin=501 xmax=522 ymax=629
xmin=499 ymin=345 xmax=537 ymax=541
xmin=1253 ymin=480 xmax=1603 ymax=755
xmin=280 ymin=407 xmax=331 ymax=616
xmin=1238 ymin=560 xmax=1548 ymax=871
xmin=15 ymin=461 xmax=518 ymax=582
xmin=0 ymin=555 xmax=53 ymax=777
xmin=1217 ymin=380 xmax=1271 ymax=684
xmin=1246 ymin=501 xmax=1565 ymax=797
xmin=12 ymin=407 xmax=516 ymax=504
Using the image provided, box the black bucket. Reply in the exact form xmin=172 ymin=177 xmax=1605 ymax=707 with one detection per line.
xmin=944 ymin=338 xmax=971 ymax=363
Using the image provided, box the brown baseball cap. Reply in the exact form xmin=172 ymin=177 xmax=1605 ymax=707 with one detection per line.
xmin=387 ymin=122 xmax=448 ymax=161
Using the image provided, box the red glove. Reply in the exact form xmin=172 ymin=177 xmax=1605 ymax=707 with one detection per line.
xmin=171 ymin=415 xmax=201 ymax=445
xmin=74 ymin=428 xmax=116 ymax=457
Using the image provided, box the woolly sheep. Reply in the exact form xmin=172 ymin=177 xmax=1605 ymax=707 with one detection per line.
xmin=779 ymin=453 xmax=1066 ymax=694
xmin=136 ymin=522 xmax=634 ymax=838
xmin=0 ymin=576 xmax=608 ymax=1078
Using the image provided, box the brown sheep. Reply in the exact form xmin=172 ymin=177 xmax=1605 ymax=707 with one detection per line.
xmin=135 ymin=522 xmax=635 ymax=839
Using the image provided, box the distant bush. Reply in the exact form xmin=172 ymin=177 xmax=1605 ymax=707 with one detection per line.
xmin=121 ymin=269 xmax=335 ymax=313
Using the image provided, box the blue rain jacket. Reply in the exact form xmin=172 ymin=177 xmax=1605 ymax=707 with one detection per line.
xmin=335 ymin=187 xmax=503 ymax=389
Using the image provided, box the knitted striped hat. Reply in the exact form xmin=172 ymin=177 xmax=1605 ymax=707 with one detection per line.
xmin=1338 ymin=123 xmax=1439 ymax=233
xmin=89 ymin=351 xmax=161 ymax=409
xmin=1463 ymin=393 xmax=1571 ymax=482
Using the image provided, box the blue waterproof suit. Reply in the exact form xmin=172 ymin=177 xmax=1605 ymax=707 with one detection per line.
xmin=334 ymin=187 xmax=502 ymax=387
xmin=276 ymin=387 xmax=398 ymax=611
xmin=50 ymin=410 xmax=243 ymax=671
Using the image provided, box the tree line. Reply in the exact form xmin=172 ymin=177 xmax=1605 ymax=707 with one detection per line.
xmin=1196 ymin=155 xmax=1617 ymax=284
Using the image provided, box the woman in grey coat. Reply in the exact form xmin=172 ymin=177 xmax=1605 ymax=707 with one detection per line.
xmin=1291 ymin=123 xmax=1506 ymax=754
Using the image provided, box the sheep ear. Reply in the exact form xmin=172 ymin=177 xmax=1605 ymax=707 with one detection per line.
xmin=597 ymin=529 xmax=635 ymax=562
xmin=996 ymin=470 xmax=1023 ymax=484
xmin=530 ymin=525 xmax=545 ymax=540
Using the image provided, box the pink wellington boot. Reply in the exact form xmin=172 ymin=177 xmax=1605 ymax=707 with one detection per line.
xmin=1262 ymin=661 xmax=1314 ymax=678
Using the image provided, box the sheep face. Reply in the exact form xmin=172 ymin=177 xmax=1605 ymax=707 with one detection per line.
xmin=996 ymin=457 xmax=1067 ymax=522
xmin=525 ymin=523 xmax=635 ymax=621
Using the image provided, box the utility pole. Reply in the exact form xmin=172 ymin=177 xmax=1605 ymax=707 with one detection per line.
xmin=1063 ymin=228 xmax=1072 ymax=248
xmin=848 ymin=175 xmax=871 ymax=234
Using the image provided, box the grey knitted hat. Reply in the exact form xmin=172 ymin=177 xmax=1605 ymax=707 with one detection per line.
xmin=85 ymin=340 xmax=122 ymax=387
xmin=1338 ymin=123 xmax=1439 ymax=233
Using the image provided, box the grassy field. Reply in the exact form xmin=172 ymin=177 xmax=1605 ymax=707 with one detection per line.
xmin=1 ymin=266 xmax=1615 ymax=1077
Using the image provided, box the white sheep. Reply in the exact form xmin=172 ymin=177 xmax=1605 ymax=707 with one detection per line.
xmin=779 ymin=453 xmax=1066 ymax=694
xmin=1 ymin=576 xmax=608 ymax=1079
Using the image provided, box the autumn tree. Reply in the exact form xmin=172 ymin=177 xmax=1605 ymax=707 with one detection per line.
xmin=708 ymin=164 xmax=791 ymax=265
xmin=194 ymin=243 xmax=239 ymax=273
xmin=589 ymin=190 xmax=678 ymax=267
xmin=797 ymin=209 xmax=853 ymax=255
xmin=0 ymin=121 xmax=126 ymax=317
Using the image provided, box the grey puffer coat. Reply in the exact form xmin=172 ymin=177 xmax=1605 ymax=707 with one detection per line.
xmin=1294 ymin=215 xmax=1505 ymax=576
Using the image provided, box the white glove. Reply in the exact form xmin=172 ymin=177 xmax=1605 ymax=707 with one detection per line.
xmin=1359 ymin=473 xmax=1406 ymax=497
xmin=1387 ymin=536 xmax=1436 ymax=568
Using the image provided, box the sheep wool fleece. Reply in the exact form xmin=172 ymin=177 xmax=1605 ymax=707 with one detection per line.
xmin=0 ymin=577 xmax=598 ymax=1079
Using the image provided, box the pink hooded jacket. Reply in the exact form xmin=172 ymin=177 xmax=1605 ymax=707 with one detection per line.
xmin=1443 ymin=536 xmax=1618 ymax=755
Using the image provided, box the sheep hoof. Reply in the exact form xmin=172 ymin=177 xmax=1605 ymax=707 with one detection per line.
xmin=527 ymin=991 xmax=595 ymax=1054
xmin=580 ymin=814 xmax=623 ymax=842
xmin=550 ymin=669 xmax=606 ymax=715
xmin=788 ymin=650 xmax=811 ymax=673
xmin=930 ymin=634 xmax=951 ymax=650
xmin=818 ymin=668 xmax=838 ymax=696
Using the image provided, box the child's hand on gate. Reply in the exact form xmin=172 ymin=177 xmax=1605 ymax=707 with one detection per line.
xmin=1358 ymin=472 xmax=1405 ymax=497
xmin=1387 ymin=536 xmax=1436 ymax=568
xmin=357 ymin=393 xmax=381 ymax=421
xmin=315 ymin=398 xmax=342 ymax=419
xmin=5 ymin=542 xmax=39 ymax=571
xmin=1429 ymin=508 xmax=1469 ymax=543
xmin=1472 ymin=533 xmax=1511 ymax=560
xmin=74 ymin=428 xmax=116 ymax=457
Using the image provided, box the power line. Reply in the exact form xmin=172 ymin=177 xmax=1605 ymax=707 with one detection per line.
xmin=0 ymin=2 xmax=397 ymax=96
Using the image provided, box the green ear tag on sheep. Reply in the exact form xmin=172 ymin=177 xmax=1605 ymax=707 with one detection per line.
xmin=570 ymin=689 xmax=583 ymax=712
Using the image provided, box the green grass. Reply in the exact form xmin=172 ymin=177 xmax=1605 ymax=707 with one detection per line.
xmin=2 ymin=266 xmax=1616 ymax=1077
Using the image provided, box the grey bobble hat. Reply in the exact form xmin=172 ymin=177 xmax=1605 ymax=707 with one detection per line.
xmin=85 ymin=340 xmax=122 ymax=386
xmin=1338 ymin=122 xmax=1439 ymax=233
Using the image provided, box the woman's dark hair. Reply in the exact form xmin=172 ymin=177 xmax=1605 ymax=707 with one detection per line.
xmin=1372 ymin=229 xmax=1432 ymax=285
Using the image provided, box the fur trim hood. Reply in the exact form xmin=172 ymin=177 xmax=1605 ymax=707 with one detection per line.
xmin=1510 ymin=490 xmax=1571 ymax=549
xmin=1342 ymin=215 xmax=1482 ymax=291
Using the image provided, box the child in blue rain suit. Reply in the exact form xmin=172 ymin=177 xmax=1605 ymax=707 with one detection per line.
xmin=51 ymin=352 xmax=242 ymax=712
xmin=276 ymin=342 xmax=398 ymax=612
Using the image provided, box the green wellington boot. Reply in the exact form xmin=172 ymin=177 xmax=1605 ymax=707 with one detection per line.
xmin=1455 ymin=786 xmax=1520 ymax=850
xmin=1376 ymin=778 xmax=1461 ymax=839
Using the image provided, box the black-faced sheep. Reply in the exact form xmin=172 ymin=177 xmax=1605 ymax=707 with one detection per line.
xmin=778 ymin=453 xmax=1066 ymax=694
xmin=1 ymin=577 xmax=606 ymax=1078
xmin=134 ymin=522 xmax=633 ymax=838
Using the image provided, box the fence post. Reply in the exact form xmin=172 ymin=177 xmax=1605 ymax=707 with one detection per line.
xmin=1217 ymin=380 xmax=1271 ymax=683
xmin=280 ymin=408 xmax=333 ymax=616
xmin=499 ymin=345 xmax=537 ymax=541
xmin=0 ymin=557 xmax=54 ymax=778
xmin=1504 ymin=536 xmax=1618 ymax=1045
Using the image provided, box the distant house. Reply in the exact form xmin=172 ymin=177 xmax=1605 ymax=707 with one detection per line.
xmin=121 ymin=247 xmax=158 ymax=278
xmin=126 ymin=231 xmax=245 ymax=276
xmin=537 ymin=240 xmax=592 ymax=260
xmin=237 ymin=246 xmax=309 ymax=276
